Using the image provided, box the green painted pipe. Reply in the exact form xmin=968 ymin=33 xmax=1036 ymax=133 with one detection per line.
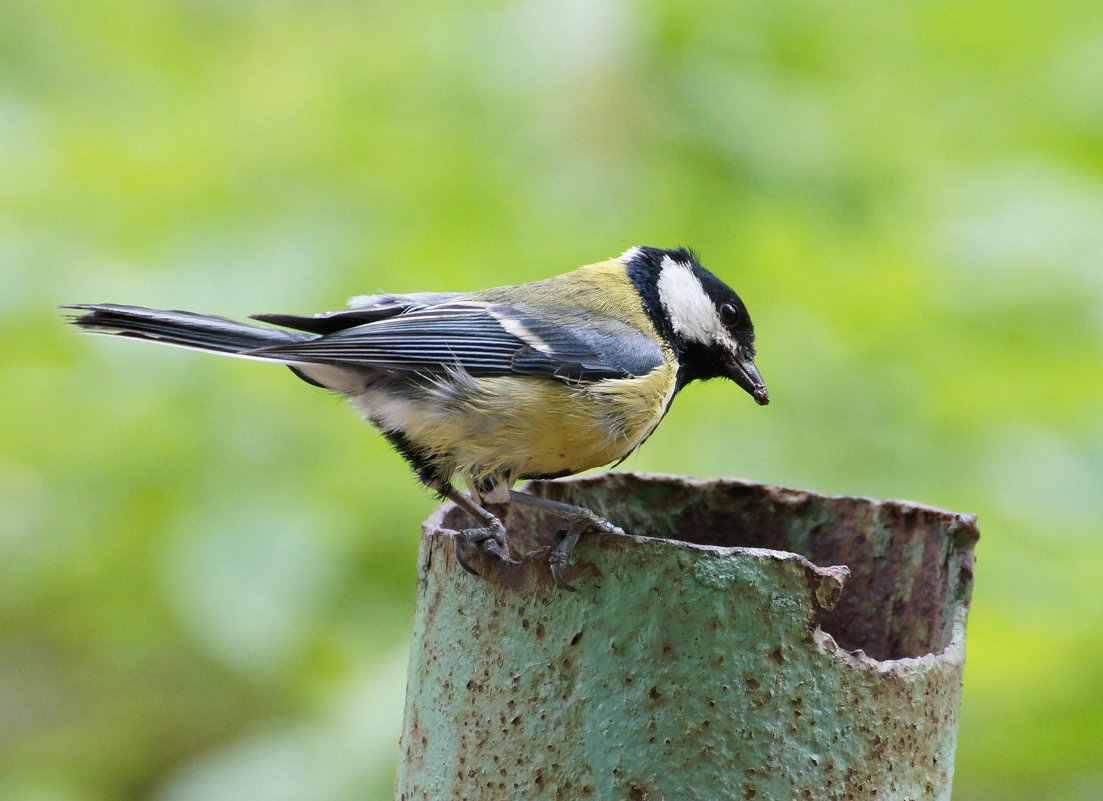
xmin=396 ymin=472 xmax=978 ymax=800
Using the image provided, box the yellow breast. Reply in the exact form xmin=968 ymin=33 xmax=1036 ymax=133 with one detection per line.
xmin=454 ymin=361 xmax=678 ymax=481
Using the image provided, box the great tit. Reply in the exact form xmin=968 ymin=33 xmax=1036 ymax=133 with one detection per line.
xmin=66 ymin=246 xmax=768 ymax=589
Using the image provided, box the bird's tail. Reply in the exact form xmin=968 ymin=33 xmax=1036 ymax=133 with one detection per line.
xmin=63 ymin=303 xmax=311 ymax=357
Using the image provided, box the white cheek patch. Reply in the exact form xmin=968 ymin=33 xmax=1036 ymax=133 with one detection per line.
xmin=656 ymin=257 xmax=731 ymax=346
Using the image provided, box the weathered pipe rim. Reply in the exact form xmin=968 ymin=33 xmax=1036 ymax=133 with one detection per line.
xmin=528 ymin=470 xmax=982 ymax=532
xmin=424 ymin=471 xmax=977 ymax=673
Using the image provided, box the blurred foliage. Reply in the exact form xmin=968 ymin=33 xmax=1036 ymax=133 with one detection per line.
xmin=2 ymin=1 xmax=1102 ymax=799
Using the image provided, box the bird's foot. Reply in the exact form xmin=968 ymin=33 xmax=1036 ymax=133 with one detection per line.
xmin=447 ymin=519 xmax=512 ymax=576
xmin=564 ymin=507 xmax=626 ymax=538
xmin=541 ymin=511 xmax=625 ymax=592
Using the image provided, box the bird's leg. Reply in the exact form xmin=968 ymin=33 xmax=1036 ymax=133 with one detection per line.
xmin=508 ymin=490 xmax=626 ymax=591
xmin=433 ymin=483 xmax=513 ymax=575
xmin=507 ymin=490 xmax=627 ymax=537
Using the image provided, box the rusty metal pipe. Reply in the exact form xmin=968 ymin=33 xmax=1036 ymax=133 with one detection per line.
xmin=395 ymin=472 xmax=979 ymax=800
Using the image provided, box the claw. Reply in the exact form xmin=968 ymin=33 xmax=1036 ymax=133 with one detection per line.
xmin=548 ymin=554 xmax=577 ymax=591
xmin=481 ymin=536 xmax=513 ymax=563
xmin=544 ymin=527 xmax=582 ymax=591
xmin=453 ymin=535 xmax=481 ymax=576
xmin=448 ymin=521 xmax=512 ymax=577
xmin=515 ymin=539 xmax=578 ymax=590
xmin=520 ymin=544 xmax=553 ymax=562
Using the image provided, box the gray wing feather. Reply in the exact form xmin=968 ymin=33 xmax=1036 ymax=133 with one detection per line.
xmin=247 ymin=302 xmax=665 ymax=382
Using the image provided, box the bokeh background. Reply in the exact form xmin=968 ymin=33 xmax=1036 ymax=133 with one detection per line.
xmin=3 ymin=1 xmax=1102 ymax=799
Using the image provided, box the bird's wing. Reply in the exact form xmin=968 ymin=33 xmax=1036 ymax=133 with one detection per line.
xmin=247 ymin=301 xmax=665 ymax=383
xmin=250 ymin=292 xmax=464 ymax=335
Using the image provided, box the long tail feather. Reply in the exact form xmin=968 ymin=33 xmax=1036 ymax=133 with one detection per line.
xmin=62 ymin=303 xmax=311 ymax=355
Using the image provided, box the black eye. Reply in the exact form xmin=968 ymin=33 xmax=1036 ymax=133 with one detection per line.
xmin=720 ymin=302 xmax=744 ymax=327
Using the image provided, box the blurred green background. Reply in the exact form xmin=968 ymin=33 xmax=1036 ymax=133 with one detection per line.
xmin=3 ymin=1 xmax=1102 ymax=799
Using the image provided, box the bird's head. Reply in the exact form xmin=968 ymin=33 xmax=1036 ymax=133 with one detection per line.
xmin=623 ymin=246 xmax=769 ymax=405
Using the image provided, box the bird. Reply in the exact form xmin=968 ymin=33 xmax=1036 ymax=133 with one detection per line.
xmin=64 ymin=246 xmax=768 ymax=589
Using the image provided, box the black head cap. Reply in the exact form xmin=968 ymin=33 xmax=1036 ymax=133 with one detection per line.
xmin=622 ymin=246 xmax=767 ymax=404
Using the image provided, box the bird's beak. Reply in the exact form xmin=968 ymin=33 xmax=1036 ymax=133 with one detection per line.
xmin=727 ymin=356 xmax=770 ymax=406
